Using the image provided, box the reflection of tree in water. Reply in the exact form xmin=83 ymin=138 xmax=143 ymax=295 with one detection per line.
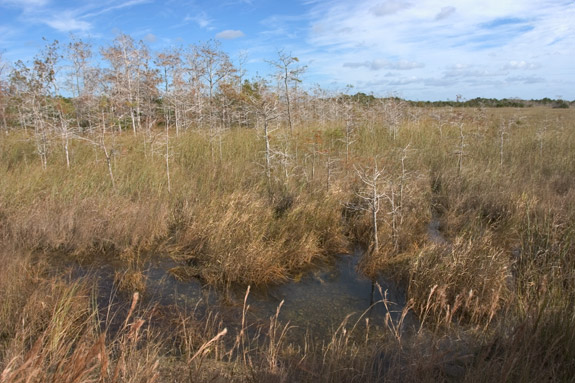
xmin=247 ymin=252 xmax=408 ymax=342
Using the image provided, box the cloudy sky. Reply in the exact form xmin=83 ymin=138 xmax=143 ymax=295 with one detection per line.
xmin=0 ymin=0 xmax=573 ymax=100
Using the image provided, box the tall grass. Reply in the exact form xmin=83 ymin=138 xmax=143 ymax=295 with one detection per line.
xmin=1 ymin=106 xmax=575 ymax=380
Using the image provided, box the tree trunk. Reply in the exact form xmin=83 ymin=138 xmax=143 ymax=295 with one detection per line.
xmin=264 ymin=118 xmax=271 ymax=185
xmin=372 ymin=180 xmax=379 ymax=254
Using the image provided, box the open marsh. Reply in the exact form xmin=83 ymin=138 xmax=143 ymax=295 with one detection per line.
xmin=1 ymin=95 xmax=574 ymax=380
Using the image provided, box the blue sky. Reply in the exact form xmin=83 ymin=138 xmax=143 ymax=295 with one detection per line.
xmin=0 ymin=0 xmax=574 ymax=100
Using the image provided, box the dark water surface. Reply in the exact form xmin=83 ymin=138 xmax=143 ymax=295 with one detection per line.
xmin=243 ymin=251 xmax=410 ymax=341
xmin=141 ymin=249 xmax=413 ymax=343
xmin=78 ymin=249 xmax=413 ymax=343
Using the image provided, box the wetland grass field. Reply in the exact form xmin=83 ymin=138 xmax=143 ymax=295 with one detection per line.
xmin=1 ymin=99 xmax=575 ymax=381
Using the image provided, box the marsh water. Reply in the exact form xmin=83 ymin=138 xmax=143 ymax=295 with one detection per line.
xmin=83 ymin=248 xmax=413 ymax=344
xmin=144 ymin=248 xmax=412 ymax=342
xmin=243 ymin=250 xmax=411 ymax=341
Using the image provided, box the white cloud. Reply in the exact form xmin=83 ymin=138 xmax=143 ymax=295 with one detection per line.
xmin=504 ymin=61 xmax=541 ymax=70
xmin=0 ymin=0 xmax=49 ymax=9
xmin=43 ymin=11 xmax=91 ymax=32
xmin=216 ymin=29 xmax=245 ymax=39
xmin=387 ymin=76 xmax=420 ymax=85
xmin=185 ymin=11 xmax=212 ymax=29
xmin=435 ymin=6 xmax=455 ymax=20
xmin=370 ymin=0 xmax=412 ymax=17
xmin=299 ymin=0 xmax=575 ymax=99
xmin=1 ymin=0 xmax=573 ymax=100
xmin=443 ymin=64 xmax=505 ymax=78
xmin=506 ymin=75 xmax=545 ymax=84
xmin=144 ymin=33 xmax=156 ymax=43
xmin=423 ymin=78 xmax=458 ymax=87
xmin=0 ymin=0 xmax=150 ymax=34
xmin=83 ymin=0 xmax=152 ymax=18
xmin=386 ymin=60 xmax=424 ymax=70
xmin=343 ymin=59 xmax=423 ymax=70
xmin=259 ymin=14 xmax=308 ymax=40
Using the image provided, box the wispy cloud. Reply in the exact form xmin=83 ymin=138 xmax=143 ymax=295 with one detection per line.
xmin=83 ymin=0 xmax=152 ymax=18
xmin=387 ymin=76 xmax=420 ymax=86
xmin=0 ymin=0 xmax=49 ymax=10
xmin=43 ymin=13 xmax=92 ymax=32
xmin=300 ymin=0 xmax=575 ymax=99
xmin=343 ymin=59 xmax=423 ymax=70
xmin=259 ymin=14 xmax=307 ymax=39
xmin=503 ymin=61 xmax=541 ymax=70
xmin=506 ymin=75 xmax=545 ymax=84
xmin=369 ymin=0 xmax=412 ymax=17
xmin=0 ymin=0 xmax=573 ymax=100
xmin=216 ymin=29 xmax=245 ymax=39
xmin=184 ymin=11 xmax=212 ymax=29
xmin=443 ymin=64 xmax=505 ymax=78
xmin=144 ymin=33 xmax=156 ymax=43
xmin=0 ymin=0 xmax=151 ymax=34
xmin=435 ymin=6 xmax=456 ymax=21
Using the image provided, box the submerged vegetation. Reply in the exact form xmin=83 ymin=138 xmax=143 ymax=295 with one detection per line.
xmin=1 ymin=35 xmax=575 ymax=381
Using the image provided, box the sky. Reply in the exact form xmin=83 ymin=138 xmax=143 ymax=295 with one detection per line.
xmin=0 ymin=0 xmax=574 ymax=101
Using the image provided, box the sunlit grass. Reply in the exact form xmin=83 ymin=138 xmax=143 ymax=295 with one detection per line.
xmin=1 ymin=106 xmax=575 ymax=381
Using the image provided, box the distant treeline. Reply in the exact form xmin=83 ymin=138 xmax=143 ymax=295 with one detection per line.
xmin=341 ymin=93 xmax=572 ymax=108
xmin=410 ymin=97 xmax=572 ymax=108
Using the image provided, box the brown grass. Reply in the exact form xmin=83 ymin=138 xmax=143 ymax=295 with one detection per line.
xmin=1 ymin=106 xmax=575 ymax=381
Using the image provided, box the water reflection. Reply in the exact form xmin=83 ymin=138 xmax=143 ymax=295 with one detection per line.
xmin=139 ymin=249 xmax=412 ymax=343
xmin=243 ymin=251 xmax=409 ymax=341
xmin=76 ymin=246 xmax=413 ymax=345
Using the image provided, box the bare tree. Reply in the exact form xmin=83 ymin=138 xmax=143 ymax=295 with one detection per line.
xmin=498 ymin=121 xmax=507 ymax=168
xmin=268 ymin=50 xmax=306 ymax=134
xmin=9 ymin=40 xmax=63 ymax=169
xmin=38 ymin=40 xmax=75 ymax=169
xmin=386 ymin=145 xmax=412 ymax=252
xmin=455 ymin=121 xmax=465 ymax=176
xmin=155 ymin=48 xmax=182 ymax=134
xmin=431 ymin=109 xmax=448 ymax=138
xmin=353 ymin=146 xmax=411 ymax=255
xmin=339 ymin=95 xmax=357 ymax=170
xmin=67 ymin=37 xmax=93 ymax=99
xmin=270 ymin=131 xmax=294 ymax=185
xmin=381 ymin=96 xmax=406 ymax=140
xmin=183 ymin=46 xmax=205 ymax=130
xmin=154 ymin=48 xmax=187 ymax=193
xmin=0 ymin=52 xmax=10 ymax=132
xmin=66 ymin=36 xmax=99 ymax=133
xmin=244 ymin=79 xmax=281 ymax=186
xmin=194 ymin=41 xmax=236 ymax=161
xmin=75 ymin=112 xmax=118 ymax=190
xmin=304 ymin=131 xmax=323 ymax=184
xmin=101 ymin=34 xmax=157 ymax=135
xmin=354 ymin=159 xmax=387 ymax=255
